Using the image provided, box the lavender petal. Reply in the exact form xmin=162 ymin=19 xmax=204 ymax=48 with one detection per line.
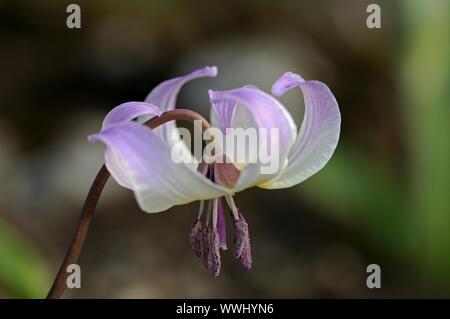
xmin=102 ymin=101 xmax=162 ymax=129
xmin=142 ymin=66 xmax=218 ymax=145
xmin=210 ymin=99 xmax=236 ymax=134
xmin=209 ymin=86 xmax=297 ymax=191
xmin=88 ymin=122 xmax=230 ymax=213
xmin=98 ymin=102 xmax=162 ymax=189
xmin=261 ymin=72 xmax=341 ymax=189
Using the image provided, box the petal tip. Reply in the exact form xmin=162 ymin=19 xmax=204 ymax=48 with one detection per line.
xmin=271 ymin=72 xmax=305 ymax=96
xmin=208 ymin=66 xmax=218 ymax=77
xmin=208 ymin=89 xmax=222 ymax=102
xmin=87 ymin=133 xmax=100 ymax=144
xmin=200 ymin=66 xmax=218 ymax=78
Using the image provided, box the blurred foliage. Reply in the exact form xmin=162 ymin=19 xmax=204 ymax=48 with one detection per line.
xmin=401 ymin=0 xmax=450 ymax=279
xmin=302 ymin=0 xmax=450 ymax=288
xmin=0 ymin=220 xmax=50 ymax=298
xmin=302 ymin=146 xmax=407 ymax=252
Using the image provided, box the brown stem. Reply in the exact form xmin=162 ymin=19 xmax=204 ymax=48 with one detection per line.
xmin=46 ymin=109 xmax=211 ymax=299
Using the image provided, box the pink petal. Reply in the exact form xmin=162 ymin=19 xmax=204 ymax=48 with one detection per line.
xmin=102 ymin=101 xmax=161 ymax=129
xmin=210 ymin=99 xmax=236 ymax=134
xmin=88 ymin=122 xmax=230 ymax=213
xmin=143 ymin=66 xmax=218 ymax=143
xmin=261 ymin=72 xmax=341 ymax=189
xmin=99 ymin=102 xmax=162 ymax=189
xmin=209 ymin=86 xmax=297 ymax=191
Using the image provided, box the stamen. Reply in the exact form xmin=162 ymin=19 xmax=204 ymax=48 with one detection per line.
xmin=224 ymin=195 xmax=232 ymax=209
xmin=205 ymin=200 xmax=213 ymax=225
xmin=234 ymin=212 xmax=248 ymax=258
xmin=211 ymin=227 xmax=221 ymax=277
xmin=197 ymin=200 xmax=205 ymax=219
xmin=202 ymin=199 xmax=214 ymax=269
xmin=202 ymin=226 xmax=212 ymax=269
xmin=226 ymin=195 xmax=239 ymax=221
xmin=212 ymin=197 xmax=218 ymax=227
xmin=233 ymin=210 xmax=252 ymax=270
xmin=239 ymin=238 xmax=252 ymax=270
xmin=189 ymin=218 xmax=203 ymax=258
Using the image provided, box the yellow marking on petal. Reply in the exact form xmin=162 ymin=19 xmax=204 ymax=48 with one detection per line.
xmin=234 ymin=162 xmax=249 ymax=171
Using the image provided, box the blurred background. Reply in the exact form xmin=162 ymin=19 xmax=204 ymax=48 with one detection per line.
xmin=0 ymin=0 xmax=449 ymax=298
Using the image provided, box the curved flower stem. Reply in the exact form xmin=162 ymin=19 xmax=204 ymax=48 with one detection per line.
xmin=46 ymin=165 xmax=109 ymax=299
xmin=46 ymin=109 xmax=211 ymax=299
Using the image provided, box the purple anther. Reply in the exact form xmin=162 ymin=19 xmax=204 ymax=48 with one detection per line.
xmin=233 ymin=212 xmax=249 ymax=259
xmin=202 ymin=225 xmax=212 ymax=269
xmin=211 ymin=227 xmax=221 ymax=277
xmin=189 ymin=218 xmax=203 ymax=258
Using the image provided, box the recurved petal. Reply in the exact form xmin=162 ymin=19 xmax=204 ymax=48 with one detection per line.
xmin=100 ymin=102 xmax=162 ymax=189
xmin=210 ymin=100 xmax=236 ymax=134
xmin=143 ymin=66 xmax=218 ymax=170
xmin=209 ymin=87 xmax=297 ymax=191
xmin=142 ymin=66 xmax=218 ymax=141
xmin=144 ymin=66 xmax=218 ymax=111
xmin=104 ymin=146 xmax=133 ymax=189
xmin=102 ymin=101 xmax=162 ymax=129
xmin=260 ymin=72 xmax=341 ymax=189
xmin=88 ymin=122 xmax=230 ymax=213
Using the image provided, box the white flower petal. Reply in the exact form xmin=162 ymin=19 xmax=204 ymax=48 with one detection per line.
xmin=260 ymin=72 xmax=341 ymax=189
xmin=89 ymin=122 xmax=231 ymax=213
xmin=209 ymin=86 xmax=297 ymax=191
xmin=102 ymin=101 xmax=161 ymax=129
xmin=142 ymin=66 xmax=218 ymax=170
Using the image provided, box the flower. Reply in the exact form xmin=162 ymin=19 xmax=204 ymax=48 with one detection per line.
xmin=88 ymin=66 xmax=341 ymax=276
